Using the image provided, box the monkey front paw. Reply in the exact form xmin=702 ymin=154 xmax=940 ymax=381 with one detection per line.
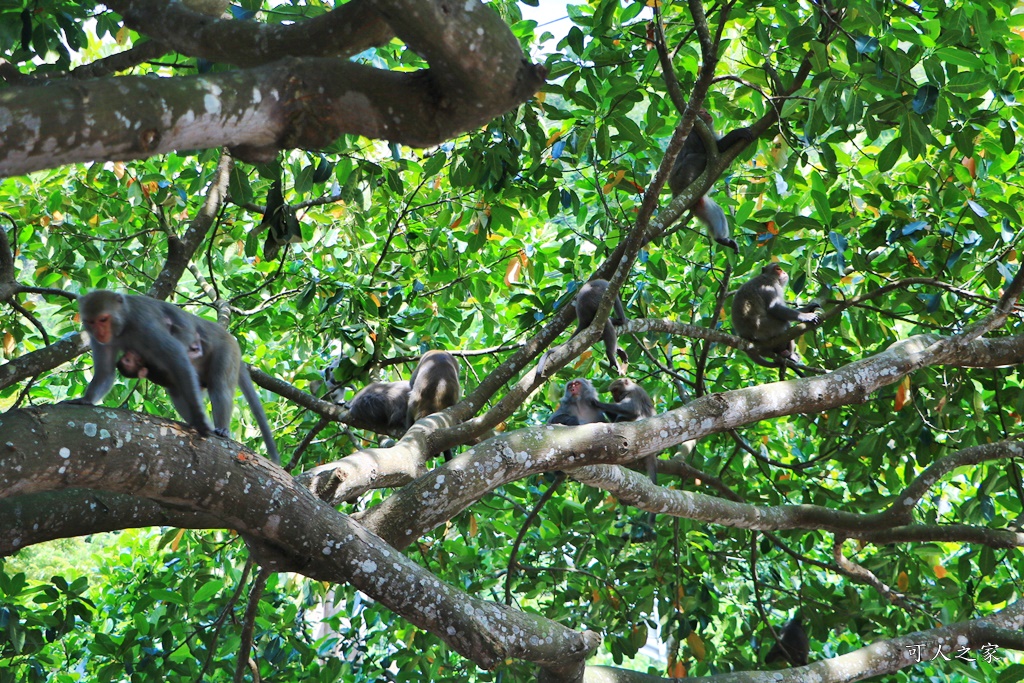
xmin=213 ymin=427 xmax=230 ymax=438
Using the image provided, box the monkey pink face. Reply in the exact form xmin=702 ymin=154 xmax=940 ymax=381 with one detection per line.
xmin=87 ymin=313 xmax=114 ymax=344
xmin=769 ymin=263 xmax=788 ymax=286
xmin=567 ymin=380 xmax=582 ymax=397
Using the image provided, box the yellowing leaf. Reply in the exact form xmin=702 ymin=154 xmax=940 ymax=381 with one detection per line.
xmin=687 ymin=631 xmax=706 ymax=661
xmin=116 ymin=26 xmax=130 ymax=45
xmin=369 ymin=292 xmax=381 ymax=307
xmin=468 ymin=514 xmax=478 ymax=537
xmin=897 ymin=571 xmax=909 ymax=592
xmin=535 ymin=91 xmax=546 ymax=103
xmin=933 ymin=564 xmax=947 ymax=579
xmin=113 ymin=161 xmax=125 ymax=178
xmin=170 ymin=528 xmax=186 ymax=552
xmin=3 ymin=333 xmax=14 ymax=355
xmin=668 ymin=661 xmax=686 ymax=677
xmin=895 ymin=375 xmax=911 ymax=411
xmin=961 ymin=156 xmax=976 ymax=178
xmin=505 ymin=251 xmax=529 ymax=286
xmin=545 ymin=130 xmax=562 ymax=147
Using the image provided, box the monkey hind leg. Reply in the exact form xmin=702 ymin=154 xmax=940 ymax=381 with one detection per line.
xmin=166 ymin=388 xmax=213 ymax=436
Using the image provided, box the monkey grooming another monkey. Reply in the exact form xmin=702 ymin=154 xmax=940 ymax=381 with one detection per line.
xmin=574 ymin=279 xmax=628 ymax=375
xmin=343 ymin=381 xmax=413 ymax=439
xmin=70 ymin=290 xmax=280 ymax=464
xmin=548 ymin=378 xmax=606 ymax=425
xmin=731 ymin=264 xmax=820 ymax=371
xmin=596 ymin=377 xmax=657 ymax=479
xmin=765 ymin=618 xmax=809 ymax=667
xmin=667 ymin=109 xmax=753 ymax=252
xmin=596 ymin=378 xmax=655 ymax=423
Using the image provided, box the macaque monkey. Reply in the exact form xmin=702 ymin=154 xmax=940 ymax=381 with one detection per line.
xmin=548 ymin=378 xmax=606 ymax=425
xmin=765 ymin=618 xmax=809 ymax=667
xmin=596 ymin=378 xmax=655 ymax=422
xmin=731 ymin=264 xmax=820 ymax=370
xmin=70 ymin=290 xmax=280 ymax=464
xmin=596 ymin=378 xmax=659 ymax=524
xmin=596 ymin=377 xmax=657 ymax=477
xmin=574 ymin=279 xmax=628 ymax=374
xmin=406 ymin=350 xmax=461 ymax=429
xmin=407 ymin=350 xmax=461 ymax=460
xmin=667 ymin=109 xmax=753 ymax=252
xmin=343 ymin=381 xmax=412 ymax=439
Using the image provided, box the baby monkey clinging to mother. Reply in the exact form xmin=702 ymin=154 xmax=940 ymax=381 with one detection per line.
xmin=69 ymin=290 xmax=280 ymax=464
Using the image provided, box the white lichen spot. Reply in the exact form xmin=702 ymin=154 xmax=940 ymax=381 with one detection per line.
xmin=99 ymin=430 xmax=110 ymax=440
xmin=435 ymin=474 xmax=446 ymax=487
xmin=447 ymin=626 xmax=457 ymax=635
xmin=84 ymin=423 xmax=97 ymax=437
xmin=956 ymin=635 xmax=968 ymax=646
xmin=322 ymin=546 xmax=332 ymax=556
xmin=67 ymin=421 xmax=76 ymax=428
xmin=359 ymin=559 xmax=378 ymax=573
xmin=11 ymin=537 xmax=20 ymax=547
xmin=58 ymin=466 xmax=66 ymax=474
xmin=463 ymin=0 xmax=475 ymax=11
xmin=204 ymin=94 xmax=222 ymax=116
xmin=476 ymin=27 xmax=485 ymax=36
xmin=59 ymin=447 xmax=71 ymax=459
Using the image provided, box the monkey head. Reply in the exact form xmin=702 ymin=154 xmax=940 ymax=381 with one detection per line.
xmin=608 ymin=378 xmax=635 ymax=402
xmin=79 ymin=290 xmax=127 ymax=344
xmin=566 ymin=378 xmax=588 ymax=397
xmin=765 ymin=263 xmax=788 ymax=286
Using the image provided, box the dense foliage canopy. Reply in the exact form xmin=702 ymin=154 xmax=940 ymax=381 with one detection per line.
xmin=1 ymin=0 xmax=1024 ymax=681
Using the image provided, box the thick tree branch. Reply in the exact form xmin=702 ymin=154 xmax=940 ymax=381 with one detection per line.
xmin=0 ymin=406 xmax=601 ymax=672
xmin=107 ymin=0 xmax=392 ymax=65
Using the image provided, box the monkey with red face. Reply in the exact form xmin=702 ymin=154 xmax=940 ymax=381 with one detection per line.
xmin=69 ymin=290 xmax=279 ymax=463
xmin=731 ymin=263 xmax=820 ymax=371
xmin=548 ymin=378 xmax=606 ymax=425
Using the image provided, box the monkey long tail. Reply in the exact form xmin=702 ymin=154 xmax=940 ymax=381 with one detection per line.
xmin=693 ymin=196 xmax=739 ymax=252
xmin=238 ymin=365 xmax=281 ymax=464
